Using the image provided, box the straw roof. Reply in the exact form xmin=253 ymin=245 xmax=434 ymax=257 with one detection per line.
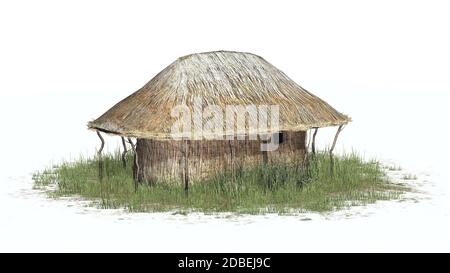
xmin=88 ymin=51 xmax=351 ymax=140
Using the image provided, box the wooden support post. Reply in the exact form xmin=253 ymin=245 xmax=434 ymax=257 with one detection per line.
xmin=228 ymin=139 xmax=234 ymax=179
xmin=262 ymin=148 xmax=268 ymax=165
xmin=96 ymin=131 xmax=105 ymax=181
xmin=303 ymin=130 xmax=311 ymax=177
xmin=329 ymin=125 xmax=344 ymax=156
xmin=311 ymin=128 xmax=318 ymax=155
xmin=261 ymin=135 xmax=269 ymax=165
xmin=121 ymin=137 xmax=128 ymax=169
xmin=183 ymin=138 xmax=189 ymax=194
xmin=301 ymin=130 xmax=309 ymax=166
xmin=127 ymin=138 xmax=135 ymax=151
xmin=134 ymin=152 xmax=140 ymax=192
xmin=128 ymin=138 xmax=139 ymax=192
xmin=329 ymin=125 xmax=344 ymax=175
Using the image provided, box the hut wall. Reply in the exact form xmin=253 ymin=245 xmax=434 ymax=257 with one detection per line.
xmin=135 ymin=131 xmax=306 ymax=184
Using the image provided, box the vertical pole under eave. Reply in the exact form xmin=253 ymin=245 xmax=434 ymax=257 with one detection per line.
xmin=127 ymin=138 xmax=135 ymax=151
xmin=303 ymin=130 xmax=311 ymax=178
xmin=183 ymin=138 xmax=189 ymax=194
xmin=128 ymin=138 xmax=139 ymax=192
xmin=134 ymin=152 xmax=140 ymax=192
xmin=302 ymin=130 xmax=310 ymax=167
xmin=228 ymin=139 xmax=234 ymax=179
xmin=261 ymin=135 xmax=269 ymax=165
xmin=311 ymin=128 xmax=318 ymax=155
xmin=260 ymin=136 xmax=269 ymax=188
xmin=329 ymin=125 xmax=344 ymax=156
xmin=96 ymin=131 xmax=105 ymax=182
xmin=121 ymin=137 xmax=128 ymax=169
xmin=329 ymin=125 xmax=344 ymax=175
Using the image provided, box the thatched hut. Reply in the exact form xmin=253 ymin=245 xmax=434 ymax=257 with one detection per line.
xmin=88 ymin=51 xmax=350 ymax=188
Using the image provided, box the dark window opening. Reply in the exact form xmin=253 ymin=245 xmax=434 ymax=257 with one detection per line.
xmin=276 ymin=132 xmax=284 ymax=144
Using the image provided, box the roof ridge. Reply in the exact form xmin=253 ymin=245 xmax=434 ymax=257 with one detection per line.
xmin=177 ymin=50 xmax=262 ymax=61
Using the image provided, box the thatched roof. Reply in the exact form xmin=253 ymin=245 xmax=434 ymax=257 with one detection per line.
xmin=88 ymin=51 xmax=351 ymax=139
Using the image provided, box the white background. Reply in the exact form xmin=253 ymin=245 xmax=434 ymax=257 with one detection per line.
xmin=0 ymin=0 xmax=449 ymax=252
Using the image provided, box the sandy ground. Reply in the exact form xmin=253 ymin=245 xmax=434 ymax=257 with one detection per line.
xmin=0 ymin=90 xmax=449 ymax=252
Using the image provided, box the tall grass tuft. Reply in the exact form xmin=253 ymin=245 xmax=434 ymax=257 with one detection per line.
xmin=33 ymin=151 xmax=408 ymax=214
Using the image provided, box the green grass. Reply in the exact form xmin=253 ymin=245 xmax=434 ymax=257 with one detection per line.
xmin=32 ymin=151 xmax=409 ymax=214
